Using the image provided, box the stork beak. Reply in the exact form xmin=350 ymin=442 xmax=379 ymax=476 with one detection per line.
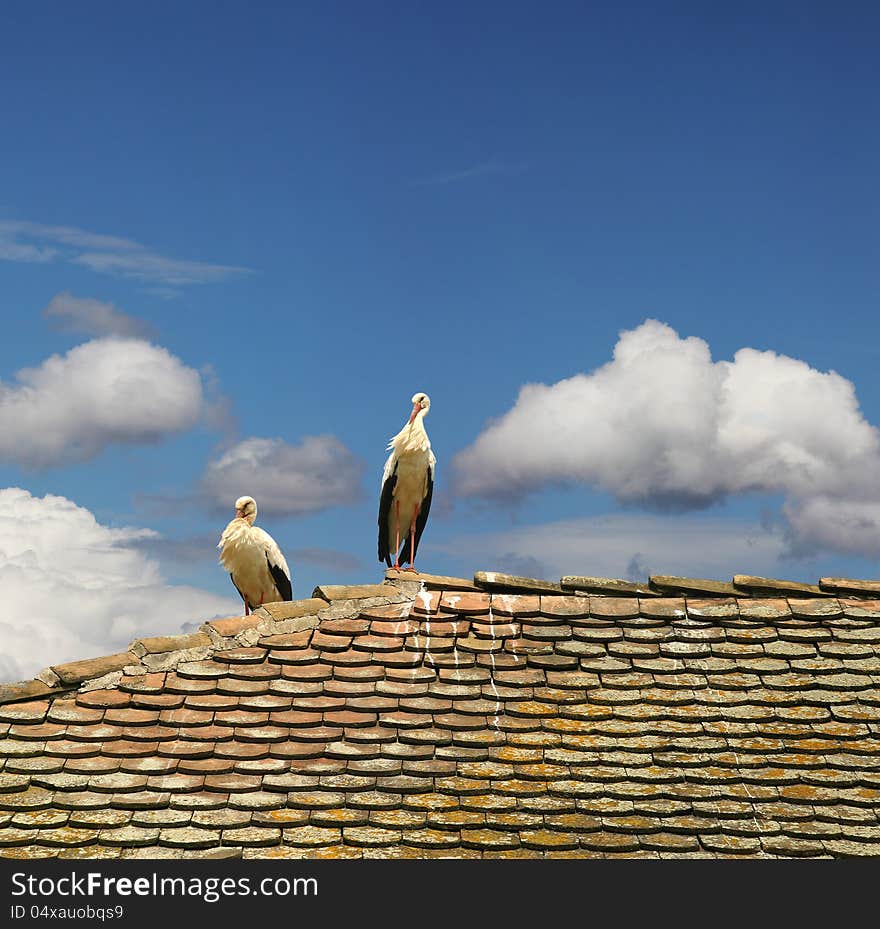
xmin=408 ymin=403 xmax=420 ymax=425
xmin=235 ymin=509 xmax=244 ymax=519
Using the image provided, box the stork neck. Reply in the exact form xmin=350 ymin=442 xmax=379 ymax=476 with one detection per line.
xmin=393 ymin=413 xmax=429 ymax=453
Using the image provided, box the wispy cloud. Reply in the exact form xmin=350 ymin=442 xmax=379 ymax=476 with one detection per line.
xmin=0 ymin=219 xmax=252 ymax=286
xmin=43 ymin=292 xmax=157 ymax=339
xmin=412 ymin=161 xmax=526 ymax=186
xmin=0 ymin=240 xmax=57 ymax=263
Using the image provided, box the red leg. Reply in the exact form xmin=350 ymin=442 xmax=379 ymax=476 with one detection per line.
xmin=392 ymin=499 xmax=401 ymax=570
xmin=404 ymin=502 xmax=420 ymax=573
xmin=243 ymin=599 xmax=250 ymax=617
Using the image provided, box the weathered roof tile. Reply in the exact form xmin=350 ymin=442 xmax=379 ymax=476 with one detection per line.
xmin=474 ymin=572 xmax=563 ymax=595
xmin=733 ymin=576 xmax=827 ymax=599
xmin=561 ymin=577 xmax=659 ymax=598
xmin=385 ymin=569 xmax=479 ymax=591
xmin=650 ymin=576 xmax=739 ymax=597
xmin=131 ymin=634 xmax=211 ymax=657
xmin=53 ymin=653 xmax=136 ymax=687
xmin=5 ymin=571 xmax=880 ymax=859
xmin=313 ymin=584 xmax=397 ymax=601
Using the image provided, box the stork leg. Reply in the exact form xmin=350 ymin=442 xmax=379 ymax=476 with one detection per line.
xmin=392 ymin=499 xmax=401 ymax=570
xmin=404 ymin=502 xmax=420 ymax=573
xmin=243 ymin=599 xmax=250 ymax=617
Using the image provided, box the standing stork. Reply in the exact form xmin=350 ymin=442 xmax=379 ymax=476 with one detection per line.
xmin=218 ymin=495 xmax=293 ymax=615
xmin=378 ymin=392 xmax=435 ymax=572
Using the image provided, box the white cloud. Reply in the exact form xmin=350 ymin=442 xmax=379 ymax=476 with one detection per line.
xmin=0 ymin=220 xmax=251 ymax=286
xmin=453 ymin=319 xmax=880 ymax=557
xmin=784 ymin=496 xmax=880 ymax=559
xmin=435 ymin=513 xmax=787 ymax=583
xmin=0 ymin=337 xmax=205 ymax=468
xmin=0 ymin=488 xmax=239 ymax=683
xmin=43 ymin=291 xmax=156 ymax=339
xmin=202 ymin=435 xmax=365 ymax=517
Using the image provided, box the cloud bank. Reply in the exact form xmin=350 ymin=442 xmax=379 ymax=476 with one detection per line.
xmin=0 ymin=488 xmax=239 ymax=683
xmin=436 ymin=513 xmax=787 ymax=584
xmin=0 ymin=337 xmax=206 ymax=468
xmin=453 ymin=319 xmax=880 ymax=557
xmin=0 ymin=220 xmax=250 ymax=286
xmin=202 ymin=435 xmax=365 ymax=517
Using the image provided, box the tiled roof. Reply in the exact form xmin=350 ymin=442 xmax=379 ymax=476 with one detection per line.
xmin=2 ymin=569 xmax=880 ymax=859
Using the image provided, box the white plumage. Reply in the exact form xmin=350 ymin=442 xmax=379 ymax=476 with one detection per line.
xmin=378 ymin=392 xmax=435 ymax=571
xmin=218 ymin=495 xmax=292 ymax=615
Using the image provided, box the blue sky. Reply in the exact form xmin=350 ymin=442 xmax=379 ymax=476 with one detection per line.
xmin=1 ymin=3 xmax=879 ymax=678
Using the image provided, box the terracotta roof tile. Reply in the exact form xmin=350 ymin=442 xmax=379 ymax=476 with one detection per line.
xmin=734 ymin=576 xmax=828 ymax=598
xmin=132 ymin=633 xmax=212 ymax=657
xmin=258 ymin=598 xmax=327 ymax=621
xmin=650 ymin=576 xmax=739 ymax=597
xmin=51 ymin=653 xmax=137 ymax=687
xmin=561 ymin=577 xmax=659 ymax=598
xmin=385 ymin=569 xmax=480 ymax=592
xmin=4 ymin=570 xmax=880 ymax=858
xmin=474 ymin=572 xmax=564 ymax=595
xmin=313 ymin=584 xmax=397 ymax=601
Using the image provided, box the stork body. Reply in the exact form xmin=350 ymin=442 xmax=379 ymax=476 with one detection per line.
xmin=218 ymin=496 xmax=292 ymax=615
xmin=378 ymin=393 xmax=435 ymax=571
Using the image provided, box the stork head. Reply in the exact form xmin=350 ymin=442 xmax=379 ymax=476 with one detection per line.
xmin=408 ymin=392 xmax=431 ymax=424
xmin=234 ymin=495 xmax=257 ymax=524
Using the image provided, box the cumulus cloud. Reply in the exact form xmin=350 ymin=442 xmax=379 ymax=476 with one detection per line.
xmin=0 ymin=337 xmax=206 ymax=468
xmin=201 ymin=435 xmax=365 ymax=517
xmin=0 ymin=220 xmax=251 ymax=286
xmin=453 ymin=319 xmax=880 ymax=557
xmin=43 ymin=291 xmax=156 ymax=339
xmin=435 ymin=514 xmax=787 ymax=583
xmin=0 ymin=488 xmax=239 ymax=683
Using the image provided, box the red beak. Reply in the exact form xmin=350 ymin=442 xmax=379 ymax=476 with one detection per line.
xmin=408 ymin=403 xmax=420 ymax=424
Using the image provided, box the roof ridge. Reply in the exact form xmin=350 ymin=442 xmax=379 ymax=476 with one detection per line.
xmin=0 ymin=582 xmax=409 ymax=707
xmin=3 ymin=568 xmax=880 ymax=706
xmin=475 ymin=570 xmax=880 ymax=601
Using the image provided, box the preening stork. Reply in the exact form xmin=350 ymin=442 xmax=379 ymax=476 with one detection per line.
xmin=378 ymin=392 xmax=435 ymax=572
xmin=218 ymin=495 xmax=293 ymax=616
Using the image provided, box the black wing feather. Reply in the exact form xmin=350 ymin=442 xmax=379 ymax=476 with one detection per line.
xmin=399 ymin=466 xmax=433 ymax=567
xmin=377 ymin=464 xmax=398 ymax=566
xmin=266 ymin=554 xmax=293 ymax=602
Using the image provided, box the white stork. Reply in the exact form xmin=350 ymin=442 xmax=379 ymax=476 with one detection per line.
xmin=378 ymin=392 xmax=435 ymax=572
xmin=218 ymin=495 xmax=292 ymax=615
